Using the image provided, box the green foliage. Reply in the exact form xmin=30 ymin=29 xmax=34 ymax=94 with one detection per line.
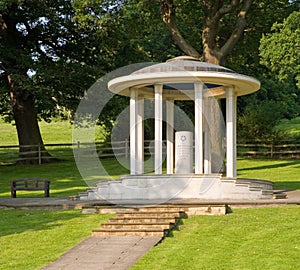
xmin=260 ymin=11 xmax=300 ymax=87
xmin=132 ymin=207 xmax=300 ymax=270
xmin=237 ymin=100 xmax=286 ymax=142
xmin=0 ymin=0 xmax=104 ymax=122
xmin=237 ymin=70 xmax=300 ymax=142
xmin=0 ymin=209 xmax=112 ymax=270
xmin=277 ymin=117 xmax=300 ymax=139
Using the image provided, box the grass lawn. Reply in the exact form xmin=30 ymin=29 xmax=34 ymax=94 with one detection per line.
xmin=0 ymin=118 xmax=106 ymax=146
xmin=132 ymin=206 xmax=300 ymax=270
xmin=0 ymin=209 xmax=112 ymax=270
xmin=237 ymin=158 xmax=300 ymax=190
xmin=0 ymin=160 xmax=86 ymax=197
xmin=0 ymin=157 xmax=131 ymax=197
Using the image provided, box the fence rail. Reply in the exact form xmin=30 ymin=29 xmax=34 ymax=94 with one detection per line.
xmin=237 ymin=142 xmax=300 ymax=158
xmin=0 ymin=140 xmax=299 ymax=164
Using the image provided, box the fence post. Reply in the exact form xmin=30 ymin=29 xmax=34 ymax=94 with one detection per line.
xmin=125 ymin=139 xmax=129 ymax=158
xmin=38 ymin=144 xmax=42 ymax=165
xmin=77 ymin=141 xmax=80 ymax=162
xmin=270 ymin=144 xmax=274 ymax=158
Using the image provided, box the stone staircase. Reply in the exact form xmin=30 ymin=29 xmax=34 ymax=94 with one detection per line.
xmin=77 ymin=176 xmax=275 ymax=201
xmin=92 ymin=207 xmax=186 ymax=237
xmin=220 ymin=178 xmax=274 ymax=199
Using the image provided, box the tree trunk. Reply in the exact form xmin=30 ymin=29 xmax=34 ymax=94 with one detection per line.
xmin=9 ymin=75 xmax=52 ymax=164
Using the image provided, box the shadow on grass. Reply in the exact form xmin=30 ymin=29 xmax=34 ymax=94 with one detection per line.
xmin=238 ymin=159 xmax=300 ymax=172
xmin=0 ymin=209 xmax=85 ymax=237
xmin=273 ymin=182 xmax=300 ymax=190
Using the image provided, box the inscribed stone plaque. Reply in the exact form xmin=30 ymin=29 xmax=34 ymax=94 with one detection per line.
xmin=175 ymin=131 xmax=193 ymax=174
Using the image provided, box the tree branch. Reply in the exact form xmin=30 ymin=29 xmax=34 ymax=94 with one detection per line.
xmin=212 ymin=0 xmax=240 ymax=23
xmin=159 ymin=0 xmax=201 ymax=58
xmin=0 ymin=13 xmax=7 ymax=40
xmin=220 ymin=0 xmax=253 ymax=59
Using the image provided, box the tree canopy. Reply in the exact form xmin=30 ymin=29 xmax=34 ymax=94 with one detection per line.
xmin=0 ymin=0 xmax=299 ymax=163
xmin=260 ymin=11 xmax=300 ymax=88
xmin=0 ymin=0 xmax=105 ymax=162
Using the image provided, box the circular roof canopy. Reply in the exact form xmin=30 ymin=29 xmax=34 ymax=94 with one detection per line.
xmin=108 ymin=57 xmax=260 ymax=100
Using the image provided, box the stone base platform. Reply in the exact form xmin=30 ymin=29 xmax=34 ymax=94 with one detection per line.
xmin=79 ymin=174 xmax=274 ymax=204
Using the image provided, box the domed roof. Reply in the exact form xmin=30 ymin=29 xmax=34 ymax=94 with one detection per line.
xmin=132 ymin=56 xmax=235 ymax=75
xmin=108 ymin=56 xmax=260 ymax=99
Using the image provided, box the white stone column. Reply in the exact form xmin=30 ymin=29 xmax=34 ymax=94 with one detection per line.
xmin=154 ymin=84 xmax=163 ymax=174
xmin=226 ymin=87 xmax=237 ymax=177
xmin=130 ymin=88 xmax=137 ymax=175
xmin=233 ymin=93 xmax=237 ymax=175
xmin=136 ymin=96 xmax=144 ymax=174
xmin=204 ymin=131 xmax=211 ymax=174
xmin=166 ymin=99 xmax=174 ymax=174
xmin=195 ymin=82 xmax=204 ymax=174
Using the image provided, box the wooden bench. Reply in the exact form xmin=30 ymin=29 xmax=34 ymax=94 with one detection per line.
xmin=11 ymin=178 xmax=50 ymax=198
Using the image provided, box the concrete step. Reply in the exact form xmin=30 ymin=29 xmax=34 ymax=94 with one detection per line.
xmin=123 ymin=206 xmax=183 ymax=212
xmin=93 ymin=207 xmax=183 ymax=237
xmin=273 ymin=191 xmax=287 ymax=199
xmin=109 ymin=217 xmax=177 ymax=223
xmin=262 ymin=190 xmax=274 ymax=195
xmin=82 ymin=204 xmax=226 ymax=216
xmin=101 ymin=222 xmax=172 ymax=230
xmin=92 ymin=228 xmax=166 ymax=237
xmin=117 ymin=211 xmax=181 ymax=218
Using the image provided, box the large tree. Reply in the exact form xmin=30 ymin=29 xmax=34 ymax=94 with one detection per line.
xmin=158 ymin=0 xmax=299 ymax=66
xmin=159 ymin=0 xmax=254 ymax=65
xmin=0 ymin=0 xmax=111 ymax=163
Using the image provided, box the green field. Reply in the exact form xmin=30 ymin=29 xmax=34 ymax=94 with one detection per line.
xmin=0 ymin=118 xmax=106 ymax=146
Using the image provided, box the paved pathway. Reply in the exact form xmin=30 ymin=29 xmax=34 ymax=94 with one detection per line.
xmin=41 ymin=236 xmax=161 ymax=270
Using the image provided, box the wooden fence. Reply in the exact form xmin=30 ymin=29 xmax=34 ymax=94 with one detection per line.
xmin=237 ymin=142 xmax=300 ymax=158
xmin=0 ymin=140 xmax=300 ymax=165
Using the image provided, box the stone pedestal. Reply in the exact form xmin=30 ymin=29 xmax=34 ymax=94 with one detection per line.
xmin=175 ymin=131 xmax=193 ymax=174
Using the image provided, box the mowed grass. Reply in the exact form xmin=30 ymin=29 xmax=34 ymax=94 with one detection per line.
xmin=0 ymin=160 xmax=86 ymax=197
xmin=0 ymin=118 xmax=106 ymax=146
xmin=132 ymin=206 xmax=300 ymax=270
xmin=0 ymin=209 xmax=112 ymax=270
xmin=237 ymin=158 xmax=300 ymax=190
xmin=0 ymin=119 xmax=73 ymax=146
xmin=0 ymin=158 xmax=130 ymax=197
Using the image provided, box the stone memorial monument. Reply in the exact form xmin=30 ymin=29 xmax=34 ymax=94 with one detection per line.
xmin=80 ymin=56 xmax=273 ymax=203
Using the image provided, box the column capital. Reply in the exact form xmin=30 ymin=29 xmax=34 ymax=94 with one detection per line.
xmin=194 ymin=81 xmax=204 ymax=90
xmin=225 ymin=86 xmax=236 ymax=95
xmin=154 ymin=83 xmax=163 ymax=93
